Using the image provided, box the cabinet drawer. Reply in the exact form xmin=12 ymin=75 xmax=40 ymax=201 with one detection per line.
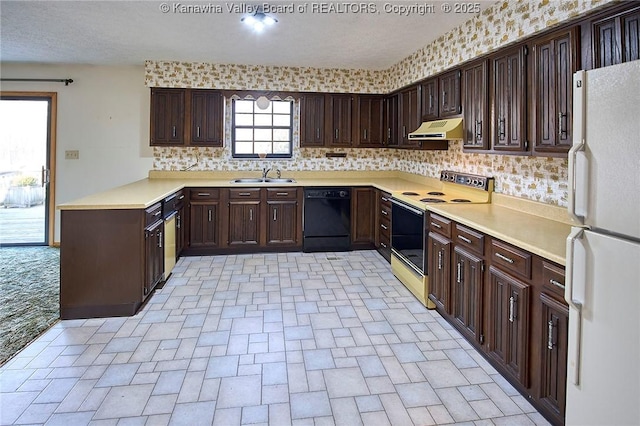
xmin=145 ymin=202 xmax=163 ymax=227
xmin=490 ymin=239 xmax=532 ymax=279
xmin=379 ymin=216 xmax=391 ymax=239
xmin=266 ymin=188 xmax=298 ymax=200
xmin=379 ymin=233 xmax=390 ymax=251
xmin=229 ymin=188 xmax=261 ymax=200
xmin=455 ymin=224 xmax=485 ymax=255
xmin=542 ymin=261 xmax=566 ymax=299
xmin=429 ymin=213 xmax=452 ymax=238
xmin=190 ymin=188 xmax=220 ymax=200
xmin=380 ymin=191 xmax=392 ymax=208
xmin=164 ymin=190 xmax=185 ymax=213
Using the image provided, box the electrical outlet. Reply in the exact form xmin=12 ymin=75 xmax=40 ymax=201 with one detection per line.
xmin=65 ymin=150 xmax=79 ymax=160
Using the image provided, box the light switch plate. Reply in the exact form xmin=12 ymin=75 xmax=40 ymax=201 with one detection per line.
xmin=65 ymin=150 xmax=79 ymax=160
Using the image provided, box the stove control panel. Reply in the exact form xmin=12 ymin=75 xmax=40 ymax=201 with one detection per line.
xmin=440 ymin=170 xmax=493 ymax=191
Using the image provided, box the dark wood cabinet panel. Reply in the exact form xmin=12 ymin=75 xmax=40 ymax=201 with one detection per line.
xmin=623 ymin=9 xmax=640 ymax=62
xmin=353 ymin=95 xmax=385 ymax=147
xmin=189 ymin=202 xmax=221 ymax=248
xmin=427 ymin=232 xmax=451 ymax=313
xmin=532 ymin=28 xmax=577 ymax=154
xmin=453 ymin=247 xmax=484 ymax=344
xmin=190 ymin=90 xmax=223 ymax=146
xmin=384 ymin=95 xmax=399 ymax=147
xmin=375 ymin=190 xmax=392 ymax=262
xmin=487 ymin=266 xmax=531 ymax=387
xmin=399 ymin=85 xmax=421 ymax=147
xmin=228 ymin=201 xmax=260 ymax=246
xmin=144 ymin=220 xmax=164 ymax=298
xmin=176 ymin=203 xmax=185 ymax=256
xmin=462 ymin=60 xmax=489 ymax=149
xmin=491 ymin=45 xmax=528 ymax=152
xmin=351 ymin=187 xmax=375 ymax=248
xmin=266 ymin=201 xmax=298 ymax=246
xmin=593 ymin=16 xmax=619 ymax=68
xmin=420 ymin=78 xmax=439 ymax=120
xmin=439 ymin=70 xmax=462 ymax=117
xmin=592 ymin=6 xmax=640 ymax=68
xmin=326 ymin=94 xmax=353 ymax=147
xmin=538 ymin=293 xmax=569 ymax=424
xmin=300 ymin=94 xmax=325 ymax=147
xmin=150 ymin=88 xmax=185 ymax=146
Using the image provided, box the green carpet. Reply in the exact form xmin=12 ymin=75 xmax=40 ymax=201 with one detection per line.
xmin=0 ymin=246 xmax=60 ymax=366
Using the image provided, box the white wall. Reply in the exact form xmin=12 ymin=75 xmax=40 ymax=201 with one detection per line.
xmin=0 ymin=64 xmax=153 ymax=242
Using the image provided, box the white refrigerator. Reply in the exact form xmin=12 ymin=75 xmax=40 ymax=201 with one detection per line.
xmin=566 ymin=59 xmax=640 ymax=425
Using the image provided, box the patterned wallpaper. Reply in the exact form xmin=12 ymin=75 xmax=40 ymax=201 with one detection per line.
xmin=148 ymin=0 xmax=613 ymax=207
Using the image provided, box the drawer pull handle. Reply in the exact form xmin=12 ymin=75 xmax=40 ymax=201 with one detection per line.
xmin=154 ymin=211 xmax=161 ymax=216
xmin=381 ymin=210 xmax=388 ymax=216
xmin=495 ymin=252 xmax=514 ymax=264
xmin=458 ymin=235 xmax=472 ymax=244
xmin=381 ymin=224 xmax=388 ymax=230
xmin=381 ymin=197 xmax=389 ymax=202
xmin=549 ymin=279 xmax=565 ymax=290
xmin=380 ymin=242 xmax=387 ymax=248
xmin=276 ymin=192 xmax=289 ymax=196
xmin=239 ymin=192 xmax=251 ymax=196
xmin=197 ymin=192 xmax=211 ymax=197
xmin=178 ymin=195 xmax=185 ymax=200
xmin=430 ymin=222 xmax=442 ymax=229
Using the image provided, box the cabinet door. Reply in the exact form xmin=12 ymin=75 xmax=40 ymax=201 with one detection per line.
xmin=532 ymin=29 xmax=577 ymax=154
xmin=427 ymin=233 xmax=451 ymax=313
xmin=228 ymin=202 xmax=260 ymax=246
xmin=176 ymin=204 xmax=185 ymax=256
xmin=326 ymin=94 xmax=353 ymax=147
xmin=266 ymin=201 xmax=298 ymax=246
xmin=399 ymin=85 xmax=420 ymax=147
xmin=453 ymin=247 xmax=484 ymax=343
xmin=462 ymin=60 xmax=489 ymax=149
xmin=538 ymin=293 xmax=569 ymax=423
xmin=623 ymin=10 xmax=640 ymax=62
xmin=190 ymin=90 xmax=223 ymax=146
xmin=144 ymin=221 xmax=164 ymax=298
xmin=420 ymin=79 xmax=439 ymax=120
xmin=492 ymin=46 xmax=527 ymax=152
xmin=593 ymin=7 xmax=640 ymax=68
xmin=300 ymin=94 xmax=325 ymax=147
xmin=150 ymin=88 xmax=185 ymax=146
xmin=189 ymin=202 xmax=220 ymax=248
xmin=351 ymin=187 xmax=375 ymax=246
xmin=439 ymin=70 xmax=462 ymax=117
xmin=384 ymin=95 xmax=399 ymax=147
xmin=487 ymin=266 xmax=530 ymax=386
xmin=353 ymin=95 xmax=384 ymax=147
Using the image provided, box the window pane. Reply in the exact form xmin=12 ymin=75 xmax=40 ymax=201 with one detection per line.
xmin=254 ymin=142 xmax=272 ymax=154
xmin=273 ymin=142 xmax=291 ymax=154
xmin=235 ymin=113 xmax=253 ymax=126
xmin=273 ymin=129 xmax=290 ymax=141
xmin=254 ymin=129 xmax=272 ymax=141
xmin=235 ymin=100 xmax=254 ymax=113
xmin=272 ymin=101 xmax=290 ymax=114
xmin=235 ymin=128 xmax=253 ymax=141
xmin=235 ymin=142 xmax=254 ymax=154
xmin=254 ymin=114 xmax=272 ymax=126
xmin=273 ymin=114 xmax=291 ymax=126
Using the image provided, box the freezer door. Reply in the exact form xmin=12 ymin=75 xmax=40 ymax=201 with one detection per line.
xmin=570 ymin=61 xmax=640 ymax=239
xmin=565 ymin=228 xmax=640 ymax=425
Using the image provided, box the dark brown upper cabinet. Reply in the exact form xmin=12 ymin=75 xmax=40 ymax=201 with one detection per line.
xmin=591 ymin=5 xmax=640 ymax=68
xmin=190 ymin=90 xmax=223 ymax=147
xmin=531 ymin=28 xmax=578 ymax=155
xmin=150 ymin=88 xmax=185 ymax=146
xmin=491 ymin=44 xmax=528 ymax=152
xmin=299 ymin=94 xmax=326 ymax=147
xmin=399 ymin=85 xmax=421 ymax=147
xmin=462 ymin=59 xmax=489 ymax=150
xmin=326 ymin=94 xmax=353 ymax=147
xmin=439 ymin=70 xmax=462 ymax=117
xmin=420 ymin=78 xmax=439 ymax=120
xmin=384 ymin=94 xmax=399 ymax=147
xmin=353 ymin=95 xmax=385 ymax=148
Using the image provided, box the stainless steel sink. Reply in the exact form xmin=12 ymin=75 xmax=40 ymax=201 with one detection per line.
xmin=231 ymin=178 xmax=296 ymax=184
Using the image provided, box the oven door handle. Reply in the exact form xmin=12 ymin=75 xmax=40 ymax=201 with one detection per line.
xmin=391 ymin=248 xmax=425 ymax=276
xmin=391 ymin=198 xmax=424 ymax=216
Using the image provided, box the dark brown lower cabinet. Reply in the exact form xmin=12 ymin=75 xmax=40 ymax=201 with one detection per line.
xmin=452 ymin=247 xmax=484 ymax=344
xmin=351 ymin=187 xmax=375 ymax=249
xmin=376 ymin=190 xmax=392 ymax=262
xmin=144 ymin=219 xmax=164 ymax=298
xmin=487 ymin=265 xmax=531 ymax=387
xmin=427 ymin=233 xmax=451 ymax=312
xmin=189 ymin=202 xmax=221 ymax=248
xmin=176 ymin=203 xmax=185 ymax=256
xmin=228 ymin=201 xmax=260 ymax=246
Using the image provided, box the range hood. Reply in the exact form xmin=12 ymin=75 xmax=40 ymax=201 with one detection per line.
xmin=408 ymin=118 xmax=463 ymax=140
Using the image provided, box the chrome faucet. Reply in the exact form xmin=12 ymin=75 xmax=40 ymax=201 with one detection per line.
xmin=262 ymin=167 xmax=272 ymax=179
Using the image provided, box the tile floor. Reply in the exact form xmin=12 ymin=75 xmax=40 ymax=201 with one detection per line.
xmin=0 ymin=251 xmax=551 ymax=425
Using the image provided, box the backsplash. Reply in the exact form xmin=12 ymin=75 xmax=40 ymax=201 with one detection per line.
xmin=147 ymin=0 xmax=609 ymax=207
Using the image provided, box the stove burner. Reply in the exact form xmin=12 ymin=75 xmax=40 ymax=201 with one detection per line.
xmin=451 ymin=198 xmax=471 ymax=203
xmin=402 ymin=192 xmax=420 ymax=196
xmin=420 ymin=198 xmax=446 ymax=203
xmin=427 ymin=191 xmax=445 ymax=196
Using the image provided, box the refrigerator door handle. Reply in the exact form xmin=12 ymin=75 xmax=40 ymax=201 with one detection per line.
xmin=565 ymin=227 xmax=584 ymax=386
xmin=568 ymin=139 xmax=586 ymax=224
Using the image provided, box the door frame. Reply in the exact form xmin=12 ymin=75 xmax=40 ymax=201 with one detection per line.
xmin=0 ymin=92 xmax=57 ymax=246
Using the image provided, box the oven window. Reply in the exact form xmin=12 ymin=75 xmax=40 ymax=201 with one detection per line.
xmin=391 ymin=201 xmax=425 ymax=274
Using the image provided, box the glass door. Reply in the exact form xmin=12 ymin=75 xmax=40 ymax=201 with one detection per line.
xmin=0 ymin=97 xmax=52 ymax=246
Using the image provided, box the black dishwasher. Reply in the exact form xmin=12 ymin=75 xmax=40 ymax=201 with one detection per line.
xmin=303 ymin=187 xmax=351 ymax=252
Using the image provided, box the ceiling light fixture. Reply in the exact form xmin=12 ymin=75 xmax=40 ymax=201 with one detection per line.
xmin=241 ymin=9 xmax=278 ymax=32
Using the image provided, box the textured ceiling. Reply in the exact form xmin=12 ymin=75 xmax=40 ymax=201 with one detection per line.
xmin=1 ymin=1 xmax=496 ymax=70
